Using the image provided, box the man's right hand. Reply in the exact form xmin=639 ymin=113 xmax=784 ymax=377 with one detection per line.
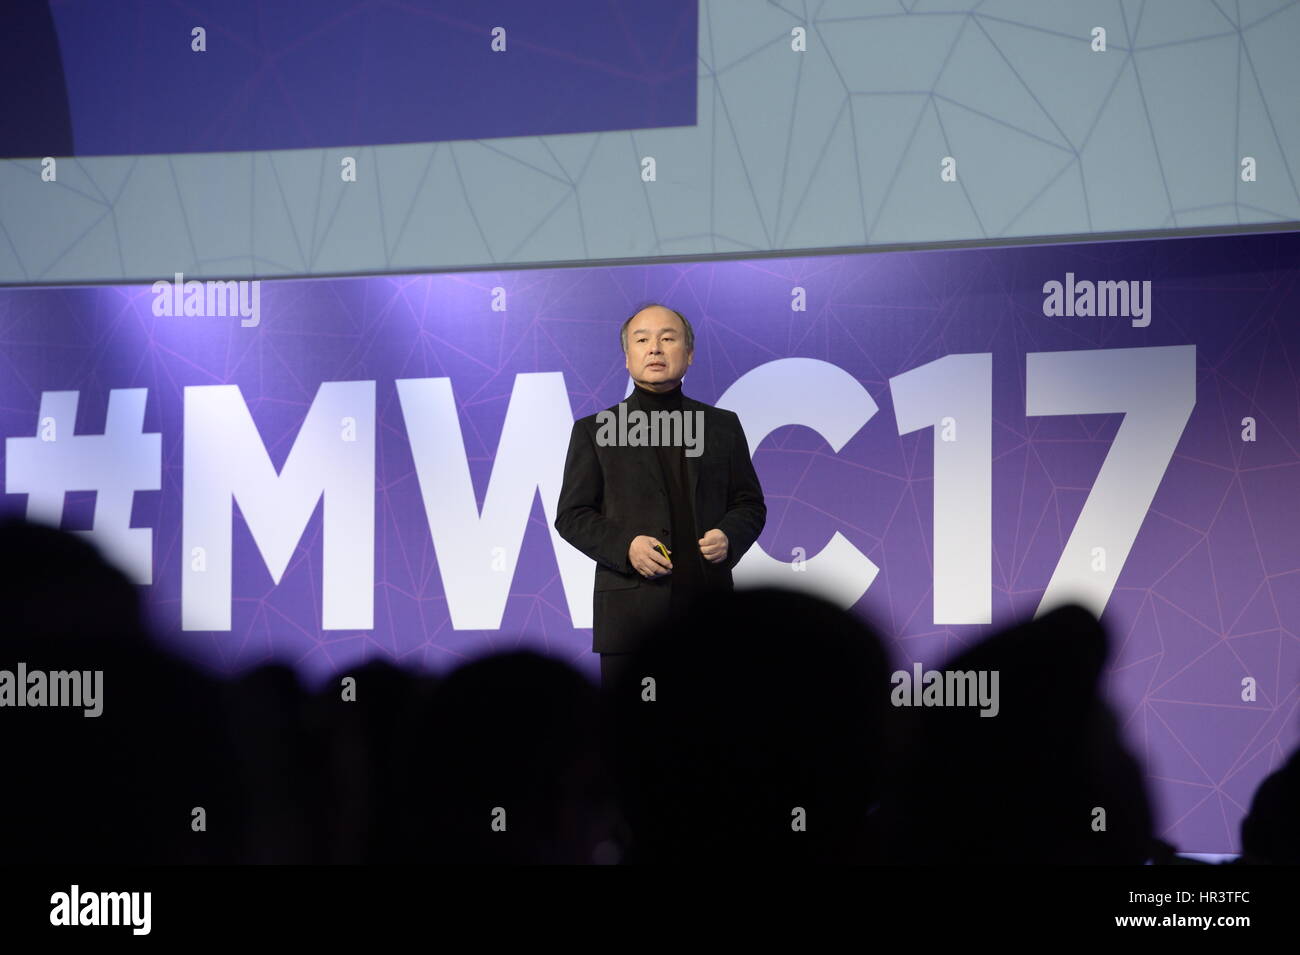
xmin=629 ymin=535 xmax=672 ymax=578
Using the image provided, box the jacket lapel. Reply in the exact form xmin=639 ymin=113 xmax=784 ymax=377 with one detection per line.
xmin=681 ymin=395 xmax=702 ymax=512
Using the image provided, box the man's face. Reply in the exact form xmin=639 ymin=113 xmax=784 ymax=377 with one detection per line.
xmin=624 ymin=307 xmax=693 ymax=391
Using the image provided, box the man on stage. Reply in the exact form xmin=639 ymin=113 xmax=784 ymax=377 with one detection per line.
xmin=554 ymin=304 xmax=767 ymax=688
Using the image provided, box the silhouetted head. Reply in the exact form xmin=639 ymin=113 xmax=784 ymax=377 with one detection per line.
xmin=217 ymin=663 xmax=326 ymax=863
xmin=421 ymin=651 xmax=607 ymax=864
xmin=309 ymin=659 xmax=438 ymax=864
xmin=0 ymin=517 xmax=147 ymax=644
xmin=879 ymin=604 xmax=1153 ymax=864
xmin=0 ymin=519 xmax=235 ymax=863
xmin=1240 ymin=746 xmax=1299 ymax=864
xmin=606 ymin=586 xmax=891 ymax=864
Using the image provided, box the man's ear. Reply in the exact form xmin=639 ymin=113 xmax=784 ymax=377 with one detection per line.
xmin=687 ymin=351 xmax=694 ymax=367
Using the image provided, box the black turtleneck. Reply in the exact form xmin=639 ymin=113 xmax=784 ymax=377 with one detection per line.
xmin=633 ymin=382 xmax=706 ymax=611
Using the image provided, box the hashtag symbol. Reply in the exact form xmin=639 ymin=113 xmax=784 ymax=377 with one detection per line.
xmin=5 ymin=389 xmax=161 ymax=584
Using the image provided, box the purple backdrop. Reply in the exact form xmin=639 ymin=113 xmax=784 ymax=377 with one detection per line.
xmin=0 ymin=229 xmax=1297 ymax=853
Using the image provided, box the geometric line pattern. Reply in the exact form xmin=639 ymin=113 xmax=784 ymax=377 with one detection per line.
xmin=2 ymin=0 xmax=1299 ymax=283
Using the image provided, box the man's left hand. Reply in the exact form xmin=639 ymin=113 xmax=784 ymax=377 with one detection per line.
xmin=699 ymin=528 xmax=729 ymax=564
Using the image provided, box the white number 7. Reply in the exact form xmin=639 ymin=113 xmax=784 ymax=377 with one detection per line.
xmin=1026 ymin=345 xmax=1196 ymax=618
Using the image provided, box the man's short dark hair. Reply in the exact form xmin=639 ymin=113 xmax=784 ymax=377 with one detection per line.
xmin=620 ymin=303 xmax=695 ymax=355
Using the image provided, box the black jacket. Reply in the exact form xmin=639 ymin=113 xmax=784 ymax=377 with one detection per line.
xmin=554 ymin=387 xmax=767 ymax=653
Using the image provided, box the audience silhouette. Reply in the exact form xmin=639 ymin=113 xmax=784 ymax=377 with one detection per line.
xmin=0 ymin=519 xmax=1293 ymax=865
xmin=1238 ymin=746 xmax=1299 ymax=865
xmin=876 ymin=605 xmax=1153 ymax=864
xmin=602 ymin=586 xmax=890 ymax=864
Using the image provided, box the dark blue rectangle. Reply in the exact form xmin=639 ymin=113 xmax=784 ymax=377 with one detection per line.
xmin=29 ymin=0 xmax=696 ymax=157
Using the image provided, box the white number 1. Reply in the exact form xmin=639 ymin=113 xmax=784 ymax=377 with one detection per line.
xmin=890 ymin=354 xmax=993 ymax=624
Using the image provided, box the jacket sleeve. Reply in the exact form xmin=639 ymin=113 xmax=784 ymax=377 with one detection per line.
xmin=714 ymin=412 xmax=767 ymax=571
xmin=553 ymin=418 xmax=638 ymax=574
